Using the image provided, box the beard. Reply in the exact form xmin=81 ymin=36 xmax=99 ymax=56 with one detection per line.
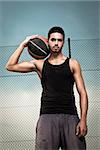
xmin=48 ymin=45 xmax=62 ymax=54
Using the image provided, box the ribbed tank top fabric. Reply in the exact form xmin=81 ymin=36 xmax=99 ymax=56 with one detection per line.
xmin=40 ymin=58 xmax=77 ymax=115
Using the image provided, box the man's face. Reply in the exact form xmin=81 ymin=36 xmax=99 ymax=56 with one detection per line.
xmin=48 ymin=32 xmax=64 ymax=53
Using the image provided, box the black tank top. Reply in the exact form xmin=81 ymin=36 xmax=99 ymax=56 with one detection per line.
xmin=40 ymin=58 xmax=77 ymax=115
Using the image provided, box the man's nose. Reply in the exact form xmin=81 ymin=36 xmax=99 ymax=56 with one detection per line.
xmin=55 ymin=39 xmax=58 ymax=44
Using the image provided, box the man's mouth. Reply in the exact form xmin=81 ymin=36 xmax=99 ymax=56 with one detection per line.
xmin=53 ymin=46 xmax=59 ymax=49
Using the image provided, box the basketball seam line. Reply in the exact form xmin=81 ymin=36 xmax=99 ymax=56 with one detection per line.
xmin=29 ymin=40 xmax=47 ymax=55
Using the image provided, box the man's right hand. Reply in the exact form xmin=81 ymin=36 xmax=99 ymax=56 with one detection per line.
xmin=20 ymin=35 xmax=38 ymax=48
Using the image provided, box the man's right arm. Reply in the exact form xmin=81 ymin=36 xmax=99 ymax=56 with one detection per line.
xmin=5 ymin=35 xmax=37 ymax=73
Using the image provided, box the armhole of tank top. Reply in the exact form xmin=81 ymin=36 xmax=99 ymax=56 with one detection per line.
xmin=66 ymin=58 xmax=73 ymax=75
xmin=41 ymin=59 xmax=47 ymax=79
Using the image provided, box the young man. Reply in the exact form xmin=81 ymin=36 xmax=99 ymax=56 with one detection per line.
xmin=6 ymin=26 xmax=88 ymax=150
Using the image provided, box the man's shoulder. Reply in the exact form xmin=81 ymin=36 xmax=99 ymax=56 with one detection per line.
xmin=36 ymin=59 xmax=45 ymax=64
xmin=30 ymin=59 xmax=45 ymax=65
xmin=69 ymin=58 xmax=81 ymax=71
xmin=69 ymin=58 xmax=80 ymax=65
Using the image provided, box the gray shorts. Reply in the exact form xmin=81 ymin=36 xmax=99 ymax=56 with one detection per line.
xmin=35 ymin=114 xmax=86 ymax=150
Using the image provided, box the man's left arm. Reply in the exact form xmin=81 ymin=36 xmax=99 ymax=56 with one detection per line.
xmin=71 ymin=59 xmax=88 ymax=137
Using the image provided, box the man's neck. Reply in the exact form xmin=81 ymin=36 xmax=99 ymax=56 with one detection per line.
xmin=48 ymin=53 xmax=67 ymax=65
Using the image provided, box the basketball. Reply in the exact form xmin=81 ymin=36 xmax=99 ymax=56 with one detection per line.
xmin=27 ymin=36 xmax=50 ymax=59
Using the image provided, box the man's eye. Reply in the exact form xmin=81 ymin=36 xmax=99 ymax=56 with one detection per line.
xmin=58 ymin=39 xmax=63 ymax=42
xmin=51 ymin=38 xmax=63 ymax=42
xmin=51 ymin=38 xmax=56 ymax=41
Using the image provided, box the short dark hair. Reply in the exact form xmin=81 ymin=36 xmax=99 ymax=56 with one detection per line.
xmin=48 ymin=26 xmax=65 ymax=40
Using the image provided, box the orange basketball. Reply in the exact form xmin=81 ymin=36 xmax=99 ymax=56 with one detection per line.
xmin=28 ymin=36 xmax=50 ymax=59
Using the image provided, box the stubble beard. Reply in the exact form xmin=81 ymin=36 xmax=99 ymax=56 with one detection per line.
xmin=49 ymin=45 xmax=62 ymax=55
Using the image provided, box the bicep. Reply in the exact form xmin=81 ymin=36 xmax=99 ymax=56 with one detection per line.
xmin=73 ymin=61 xmax=86 ymax=94
xmin=7 ymin=61 xmax=36 ymax=73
